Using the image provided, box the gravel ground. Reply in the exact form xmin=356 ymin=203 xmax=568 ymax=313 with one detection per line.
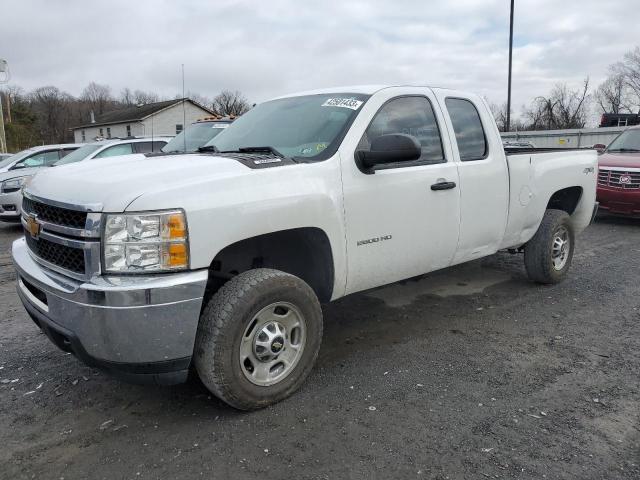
xmin=0 ymin=217 xmax=639 ymax=480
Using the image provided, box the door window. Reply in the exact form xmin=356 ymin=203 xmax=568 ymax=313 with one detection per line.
xmin=17 ymin=150 xmax=60 ymax=168
xmin=94 ymin=143 xmax=134 ymax=158
xmin=358 ymin=96 xmax=445 ymax=167
xmin=445 ymin=98 xmax=488 ymax=161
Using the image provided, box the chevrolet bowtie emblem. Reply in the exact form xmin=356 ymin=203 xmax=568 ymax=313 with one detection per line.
xmin=26 ymin=214 xmax=41 ymax=239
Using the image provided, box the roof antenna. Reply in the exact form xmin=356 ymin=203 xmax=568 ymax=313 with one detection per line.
xmin=182 ymin=64 xmax=187 ymax=153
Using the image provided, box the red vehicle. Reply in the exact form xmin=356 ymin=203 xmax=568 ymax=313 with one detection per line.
xmin=596 ymin=127 xmax=640 ymax=217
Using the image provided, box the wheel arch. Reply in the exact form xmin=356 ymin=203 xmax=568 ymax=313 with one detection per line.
xmin=205 ymin=227 xmax=335 ymax=303
xmin=546 ymin=186 xmax=583 ymax=215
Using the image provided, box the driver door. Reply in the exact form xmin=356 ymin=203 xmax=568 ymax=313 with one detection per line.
xmin=340 ymin=89 xmax=461 ymax=295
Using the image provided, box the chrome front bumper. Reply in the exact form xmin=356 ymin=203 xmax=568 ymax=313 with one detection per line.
xmin=12 ymin=237 xmax=208 ymax=384
xmin=0 ymin=189 xmax=22 ymax=220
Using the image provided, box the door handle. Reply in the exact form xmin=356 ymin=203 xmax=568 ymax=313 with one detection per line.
xmin=430 ymin=181 xmax=457 ymax=191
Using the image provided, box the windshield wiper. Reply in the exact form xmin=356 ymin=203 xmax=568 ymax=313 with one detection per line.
xmin=607 ymin=148 xmax=640 ymax=153
xmin=197 ymin=145 xmax=220 ymax=153
xmin=221 ymin=146 xmax=284 ymax=158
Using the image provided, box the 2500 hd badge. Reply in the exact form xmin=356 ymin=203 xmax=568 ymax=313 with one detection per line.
xmin=357 ymin=235 xmax=393 ymax=246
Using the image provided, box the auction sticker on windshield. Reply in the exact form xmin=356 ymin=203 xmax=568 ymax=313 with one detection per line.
xmin=322 ymin=98 xmax=364 ymax=110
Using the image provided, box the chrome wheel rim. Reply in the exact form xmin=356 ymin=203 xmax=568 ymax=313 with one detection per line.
xmin=551 ymin=226 xmax=570 ymax=271
xmin=239 ymin=302 xmax=306 ymax=387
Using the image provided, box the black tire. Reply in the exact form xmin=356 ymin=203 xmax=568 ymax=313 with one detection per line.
xmin=524 ymin=209 xmax=575 ymax=284
xmin=194 ymin=268 xmax=323 ymax=410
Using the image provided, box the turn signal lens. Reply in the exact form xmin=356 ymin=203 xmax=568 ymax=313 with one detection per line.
xmin=103 ymin=210 xmax=189 ymax=273
xmin=167 ymin=243 xmax=188 ymax=268
xmin=167 ymin=213 xmax=187 ymax=240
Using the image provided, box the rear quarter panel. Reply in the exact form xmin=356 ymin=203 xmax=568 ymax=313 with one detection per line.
xmin=501 ymin=150 xmax=597 ymax=248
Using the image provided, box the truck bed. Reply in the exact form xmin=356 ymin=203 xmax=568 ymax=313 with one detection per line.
xmin=500 ymin=148 xmax=598 ymax=250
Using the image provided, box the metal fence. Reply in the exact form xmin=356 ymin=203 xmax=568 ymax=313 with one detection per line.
xmin=501 ymin=126 xmax=625 ymax=149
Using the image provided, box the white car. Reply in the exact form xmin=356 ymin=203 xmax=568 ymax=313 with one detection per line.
xmin=0 ymin=144 xmax=81 ymax=174
xmin=0 ymin=137 xmax=169 ymax=222
xmin=13 ymin=85 xmax=597 ymax=409
xmin=0 ymin=144 xmax=83 ymax=221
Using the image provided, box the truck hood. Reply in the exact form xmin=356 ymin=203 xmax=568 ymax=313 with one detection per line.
xmin=598 ymin=152 xmax=640 ymax=169
xmin=26 ymin=153 xmax=252 ymax=212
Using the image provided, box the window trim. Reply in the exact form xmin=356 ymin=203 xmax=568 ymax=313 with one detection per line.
xmin=444 ymin=96 xmax=490 ymax=162
xmin=354 ymin=94 xmax=448 ymax=174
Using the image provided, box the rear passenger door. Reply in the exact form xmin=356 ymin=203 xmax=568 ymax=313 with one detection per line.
xmin=433 ymin=90 xmax=509 ymax=264
xmin=340 ymin=88 xmax=461 ymax=294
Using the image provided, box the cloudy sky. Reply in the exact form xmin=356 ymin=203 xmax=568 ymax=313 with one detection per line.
xmin=2 ymin=0 xmax=638 ymax=118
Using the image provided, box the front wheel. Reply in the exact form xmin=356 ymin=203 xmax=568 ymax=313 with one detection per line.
xmin=524 ymin=209 xmax=575 ymax=284
xmin=194 ymin=268 xmax=323 ymax=410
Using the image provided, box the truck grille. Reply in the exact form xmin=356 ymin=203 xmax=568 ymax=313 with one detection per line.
xmin=598 ymin=169 xmax=640 ymax=190
xmin=22 ymin=197 xmax=88 ymax=229
xmin=21 ymin=195 xmax=101 ymax=280
xmin=25 ymin=234 xmax=86 ymax=274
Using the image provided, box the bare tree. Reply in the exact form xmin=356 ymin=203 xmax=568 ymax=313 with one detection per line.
xmin=595 ymin=72 xmax=632 ymax=114
xmin=29 ymin=86 xmax=75 ymax=143
xmin=120 ymin=87 xmax=135 ymax=106
xmin=489 ymin=102 xmax=527 ymax=132
xmin=523 ymin=79 xmax=591 ymax=130
xmin=212 ymin=90 xmax=250 ymax=116
xmin=617 ymin=47 xmax=640 ymax=102
xmin=80 ymin=82 xmax=113 ymax=115
xmin=554 ymin=78 xmax=590 ymax=128
xmin=186 ymin=91 xmax=212 ymax=110
xmin=133 ymin=90 xmax=160 ymax=105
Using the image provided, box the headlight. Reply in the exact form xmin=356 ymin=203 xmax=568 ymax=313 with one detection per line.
xmin=1 ymin=176 xmax=28 ymax=193
xmin=102 ymin=210 xmax=189 ymax=273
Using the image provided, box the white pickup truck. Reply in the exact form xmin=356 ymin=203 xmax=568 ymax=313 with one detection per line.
xmin=12 ymin=85 xmax=598 ymax=410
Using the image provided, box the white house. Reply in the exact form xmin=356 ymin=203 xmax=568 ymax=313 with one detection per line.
xmin=72 ymin=98 xmax=216 ymax=143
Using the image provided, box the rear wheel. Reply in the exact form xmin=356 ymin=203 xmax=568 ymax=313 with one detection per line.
xmin=194 ymin=268 xmax=323 ymax=410
xmin=524 ymin=209 xmax=575 ymax=284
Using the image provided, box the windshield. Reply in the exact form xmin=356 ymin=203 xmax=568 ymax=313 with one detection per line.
xmin=607 ymin=129 xmax=640 ymax=152
xmin=204 ymin=93 xmax=370 ymax=160
xmin=0 ymin=153 xmax=18 ymax=168
xmin=53 ymin=144 xmax=102 ymax=166
xmin=162 ymin=122 xmax=230 ymax=153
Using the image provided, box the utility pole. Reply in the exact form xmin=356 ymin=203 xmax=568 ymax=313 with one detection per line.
xmin=0 ymin=59 xmax=9 ymax=153
xmin=0 ymin=89 xmax=5 ymax=153
xmin=506 ymin=0 xmax=515 ymax=133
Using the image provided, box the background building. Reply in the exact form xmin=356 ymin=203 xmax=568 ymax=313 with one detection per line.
xmin=72 ymin=98 xmax=215 ymax=143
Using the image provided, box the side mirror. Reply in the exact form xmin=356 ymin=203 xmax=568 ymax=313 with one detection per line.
xmin=593 ymin=144 xmax=607 ymax=154
xmin=356 ymin=134 xmax=421 ymax=171
xmin=10 ymin=163 xmax=25 ymax=170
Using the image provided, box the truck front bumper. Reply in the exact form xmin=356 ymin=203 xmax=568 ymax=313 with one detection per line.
xmin=0 ymin=189 xmax=23 ymax=222
xmin=12 ymin=237 xmax=208 ymax=385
